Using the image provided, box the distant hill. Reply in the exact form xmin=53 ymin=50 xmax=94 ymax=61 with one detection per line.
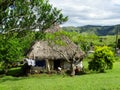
xmin=62 ymin=25 xmax=120 ymax=36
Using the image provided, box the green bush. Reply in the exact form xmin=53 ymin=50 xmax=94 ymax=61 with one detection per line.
xmin=115 ymin=56 xmax=120 ymax=62
xmin=88 ymin=46 xmax=115 ymax=72
xmin=6 ymin=67 xmax=22 ymax=77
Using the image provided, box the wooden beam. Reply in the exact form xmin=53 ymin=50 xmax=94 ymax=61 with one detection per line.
xmin=46 ymin=59 xmax=50 ymax=73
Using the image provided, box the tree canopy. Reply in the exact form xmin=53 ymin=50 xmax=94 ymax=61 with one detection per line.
xmin=0 ymin=0 xmax=68 ymax=33
xmin=0 ymin=0 xmax=68 ymax=73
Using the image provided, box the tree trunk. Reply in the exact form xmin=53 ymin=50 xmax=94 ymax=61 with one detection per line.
xmin=70 ymin=62 xmax=75 ymax=76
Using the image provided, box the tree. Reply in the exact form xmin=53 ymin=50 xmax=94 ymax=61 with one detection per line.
xmin=0 ymin=0 xmax=68 ymax=33
xmin=0 ymin=33 xmax=22 ymax=72
xmin=0 ymin=0 xmax=68 ymax=73
xmin=0 ymin=31 xmax=36 ymax=73
xmin=64 ymin=31 xmax=98 ymax=53
xmin=88 ymin=46 xmax=114 ymax=72
xmin=45 ymin=30 xmax=84 ymax=76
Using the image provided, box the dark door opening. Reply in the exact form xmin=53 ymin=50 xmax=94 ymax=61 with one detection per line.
xmin=35 ymin=60 xmax=45 ymax=67
xmin=54 ymin=60 xmax=61 ymax=70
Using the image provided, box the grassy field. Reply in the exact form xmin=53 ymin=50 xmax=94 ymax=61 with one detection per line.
xmin=0 ymin=61 xmax=120 ymax=90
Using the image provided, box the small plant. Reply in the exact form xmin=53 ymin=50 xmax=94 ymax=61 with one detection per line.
xmin=88 ymin=46 xmax=115 ymax=72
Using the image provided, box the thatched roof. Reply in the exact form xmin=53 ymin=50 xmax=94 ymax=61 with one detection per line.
xmin=45 ymin=24 xmax=61 ymax=33
xmin=27 ymin=25 xmax=85 ymax=60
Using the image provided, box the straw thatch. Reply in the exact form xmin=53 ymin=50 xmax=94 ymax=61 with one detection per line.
xmin=27 ymin=25 xmax=84 ymax=61
xmin=27 ymin=40 xmax=84 ymax=60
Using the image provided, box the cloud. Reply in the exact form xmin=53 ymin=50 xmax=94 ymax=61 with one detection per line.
xmin=112 ymin=0 xmax=120 ymax=5
xmin=49 ymin=0 xmax=120 ymax=26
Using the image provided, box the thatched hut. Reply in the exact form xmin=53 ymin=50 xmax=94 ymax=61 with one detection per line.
xmin=26 ymin=25 xmax=85 ymax=73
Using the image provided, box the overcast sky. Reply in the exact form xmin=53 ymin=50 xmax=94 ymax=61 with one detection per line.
xmin=49 ymin=0 xmax=120 ymax=26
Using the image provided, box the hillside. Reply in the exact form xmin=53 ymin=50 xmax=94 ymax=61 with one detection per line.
xmin=62 ymin=25 xmax=120 ymax=36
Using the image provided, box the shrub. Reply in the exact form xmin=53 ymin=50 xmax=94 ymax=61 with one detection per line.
xmin=6 ymin=67 xmax=22 ymax=77
xmin=88 ymin=46 xmax=115 ymax=72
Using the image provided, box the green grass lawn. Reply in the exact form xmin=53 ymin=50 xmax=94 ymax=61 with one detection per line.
xmin=0 ymin=61 xmax=120 ymax=90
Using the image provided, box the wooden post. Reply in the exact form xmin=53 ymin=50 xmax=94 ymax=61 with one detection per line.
xmin=51 ymin=60 xmax=54 ymax=70
xmin=115 ymin=25 xmax=119 ymax=53
xmin=70 ymin=61 xmax=75 ymax=76
xmin=46 ymin=59 xmax=50 ymax=73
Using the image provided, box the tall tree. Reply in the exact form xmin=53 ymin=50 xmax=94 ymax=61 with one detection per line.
xmin=45 ymin=31 xmax=84 ymax=76
xmin=0 ymin=0 xmax=68 ymax=33
xmin=0 ymin=0 xmax=68 ymax=74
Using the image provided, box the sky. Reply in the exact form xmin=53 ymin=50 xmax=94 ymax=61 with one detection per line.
xmin=49 ymin=0 xmax=120 ymax=26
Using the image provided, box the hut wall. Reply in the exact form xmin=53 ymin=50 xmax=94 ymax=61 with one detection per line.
xmin=63 ymin=61 xmax=71 ymax=70
xmin=63 ymin=61 xmax=83 ymax=70
xmin=49 ymin=60 xmax=54 ymax=70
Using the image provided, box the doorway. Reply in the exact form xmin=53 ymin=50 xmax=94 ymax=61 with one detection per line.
xmin=54 ymin=60 xmax=61 ymax=70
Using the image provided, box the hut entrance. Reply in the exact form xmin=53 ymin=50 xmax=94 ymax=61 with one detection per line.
xmin=54 ymin=60 xmax=60 ymax=70
xmin=36 ymin=60 xmax=46 ymax=67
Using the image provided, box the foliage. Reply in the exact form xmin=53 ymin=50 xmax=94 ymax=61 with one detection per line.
xmin=88 ymin=46 xmax=115 ymax=72
xmin=114 ymin=56 xmax=120 ymax=62
xmin=17 ymin=31 xmax=36 ymax=54
xmin=62 ymin=29 xmax=118 ymax=52
xmin=45 ymin=30 xmax=67 ymax=46
xmin=78 ymin=33 xmax=98 ymax=52
xmin=0 ymin=0 xmax=68 ymax=33
xmin=45 ymin=30 xmax=99 ymax=53
xmin=0 ymin=33 xmax=22 ymax=71
xmin=6 ymin=67 xmax=22 ymax=76
xmin=35 ymin=32 xmax=46 ymax=40
xmin=0 ymin=31 xmax=37 ymax=71
xmin=61 ymin=31 xmax=98 ymax=52
xmin=0 ymin=0 xmax=68 ymax=73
